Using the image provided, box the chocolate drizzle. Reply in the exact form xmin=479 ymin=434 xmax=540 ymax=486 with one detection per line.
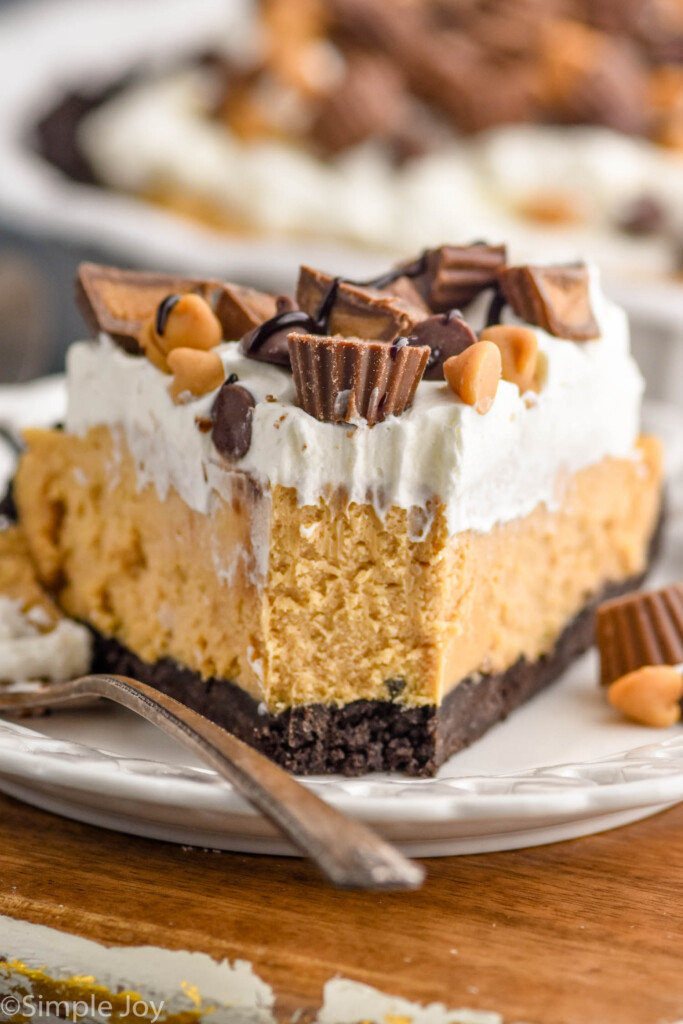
xmin=485 ymin=288 xmax=507 ymax=327
xmin=155 ymin=294 xmax=182 ymax=336
xmin=244 ymin=253 xmax=429 ymax=357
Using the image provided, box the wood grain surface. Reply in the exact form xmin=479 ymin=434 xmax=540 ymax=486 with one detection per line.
xmin=0 ymin=793 xmax=681 ymax=1022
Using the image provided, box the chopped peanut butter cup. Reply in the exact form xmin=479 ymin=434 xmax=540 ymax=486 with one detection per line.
xmin=597 ymin=583 xmax=683 ymax=687
xmin=296 ymin=266 xmax=429 ymax=341
xmin=288 ymin=333 xmax=429 ymax=425
xmin=498 ymin=262 xmax=599 ymax=342
xmin=75 ymin=263 xmax=248 ymax=352
xmin=412 ymin=244 xmax=507 ymax=312
xmin=214 ymin=283 xmax=279 ymax=340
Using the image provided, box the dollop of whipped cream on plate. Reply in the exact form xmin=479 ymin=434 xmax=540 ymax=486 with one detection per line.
xmin=0 ymin=597 xmax=92 ymax=684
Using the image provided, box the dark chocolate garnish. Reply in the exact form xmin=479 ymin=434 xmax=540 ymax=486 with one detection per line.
xmin=155 ymin=294 xmax=181 ymax=336
xmin=485 ymin=288 xmax=507 ymax=328
xmin=412 ymin=244 xmax=508 ymax=311
xmin=288 ymin=332 xmax=429 ymax=426
xmin=408 ymin=311 xmax=477 ymax=380
xmin=498 ymin=263 xmax=599 ymax=342
xmin=242 ymin=309 xmax=319 ymax=368
xmin=211 ymin=382 xmax=256 ymax=460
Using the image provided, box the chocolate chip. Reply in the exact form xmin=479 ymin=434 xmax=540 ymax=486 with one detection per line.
xmin=413 ymin=244 xmax=508 ymax=312
xmin=498 ymin=263 xmax=599 ymax=342
xmin=616 ymin=195 xmax=667 ymax=237
xmin=408 ymin=312 xmax=477 ymax=380
xmin=212 ymin=383 xmax=256 ymax=460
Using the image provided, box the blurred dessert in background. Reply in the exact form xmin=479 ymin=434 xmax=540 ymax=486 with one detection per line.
xmin=35 ymin=0 xmax=683 ymax=277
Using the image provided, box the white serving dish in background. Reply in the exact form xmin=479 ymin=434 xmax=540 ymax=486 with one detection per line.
xmin=1 ymin=0 xmax=683 ymax=400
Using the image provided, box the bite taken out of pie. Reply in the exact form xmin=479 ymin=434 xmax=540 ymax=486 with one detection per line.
xmin=13 ymin=244 xmax=663 ymax=775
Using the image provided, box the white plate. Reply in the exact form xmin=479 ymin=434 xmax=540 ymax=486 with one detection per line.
xmin=2 ymin=379 xmax=683 ymax=855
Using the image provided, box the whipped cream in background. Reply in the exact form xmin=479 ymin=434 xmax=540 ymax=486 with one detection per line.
xmin=79 ymin=70 xmax=682 ymax=278
xmin=66 ymin=268 xmax=644 ymax=543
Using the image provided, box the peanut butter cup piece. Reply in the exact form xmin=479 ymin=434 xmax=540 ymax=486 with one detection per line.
xmin=288 ymin=333 xmax=429 ymax=426
xmin=409 ymin=311 xmax=477 ymax=380
xmin=597 ymin=584 xmax=683 ymax=688
xmin=212 ymin=381 xmax=256 ymax=460
xmin=296 ymin=266 xmax=429 ymax=341
xmin=498 ymin=263 xmax=599 ymax=342
xmin=412 ymin=244 xmax=507 ymax=312
xmin=310 ymin=53 xmax=406 ymax=155
xmin=75 ymin=263 xmax=254 ymax=352
xmin=214 ymin=283 xmax=279 ymax=340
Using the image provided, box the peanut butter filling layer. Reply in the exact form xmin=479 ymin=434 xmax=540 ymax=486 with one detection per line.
xmin=0 ymin=525 xmax=63 ymax=629
xmin=15 ymin=427 xmax=663 ymax=710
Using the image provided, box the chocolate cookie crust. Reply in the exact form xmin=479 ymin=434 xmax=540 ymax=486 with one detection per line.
xmin=91 ymin=566 xmax=653 ymax=777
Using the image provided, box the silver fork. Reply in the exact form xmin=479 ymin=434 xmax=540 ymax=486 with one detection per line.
xmin=0 ymin=673 xmax=425 ymax=891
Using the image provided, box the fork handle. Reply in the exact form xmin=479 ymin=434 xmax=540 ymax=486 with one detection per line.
xmin=0 ymin=674 xmax=424 ymax=891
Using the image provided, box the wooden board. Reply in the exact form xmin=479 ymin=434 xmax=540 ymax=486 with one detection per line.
xmin=0 ymin=792 xmax=681 ymax=1023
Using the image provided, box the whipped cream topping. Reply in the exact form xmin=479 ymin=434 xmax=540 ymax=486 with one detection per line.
xmin=0 ymin=597 xmax=92 ymax=683
xmin=79 ymin=70 xmax=682 ymax=277
xmin=65 ymin=267 xmax=644 ymax=540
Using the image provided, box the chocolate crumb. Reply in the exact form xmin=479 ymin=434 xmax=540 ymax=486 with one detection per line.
xmin=385 ymin=677 xmax=407 ymax=700
xmin=194 ymin=416 xmax=213 ymax=434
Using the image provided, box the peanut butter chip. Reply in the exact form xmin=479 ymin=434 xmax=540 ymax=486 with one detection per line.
xmin=480 ymin=324 xmax=538 ymax=393
xmin=138 ymin=293 xmax=223 ymax=373
xmin=608 ymin=666 xmax=683 ymax=728
xmin=157 ymin=294 xmax=222 ymax=354
xmin=444 ymin=341 xmax=501 ymax=414
xmin=167 ymin=348 xmax=226 ymax=404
